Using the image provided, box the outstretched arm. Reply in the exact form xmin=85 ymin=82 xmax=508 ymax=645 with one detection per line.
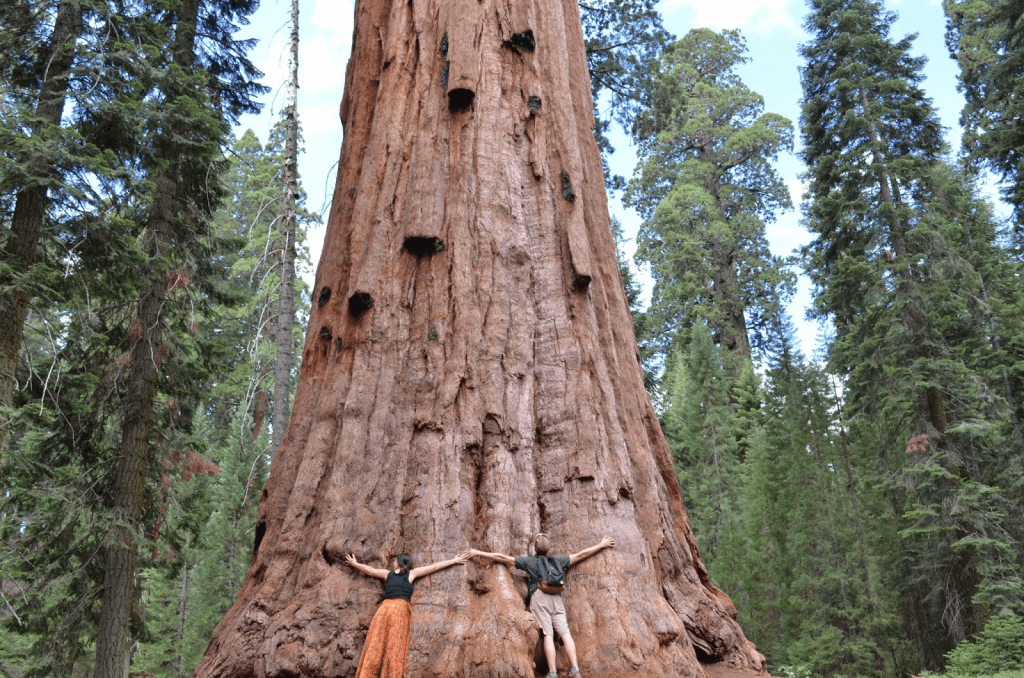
xmin=345 ymin=554 xmax=389 ymax=580
xmin=409 ymin=551 xmax=471 ymax=584
xmin=468 ymin=548 xmax=516 ymax=568
xmin=568 ymin=536 xmax=614 ymax=567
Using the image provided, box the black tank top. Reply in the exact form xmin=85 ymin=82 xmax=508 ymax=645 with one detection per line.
xmin=384 ymin=570 xmax=414 ymax=601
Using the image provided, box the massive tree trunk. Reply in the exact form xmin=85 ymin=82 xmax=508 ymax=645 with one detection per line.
xmin=194 ymin=1 xmax=766 ymax=676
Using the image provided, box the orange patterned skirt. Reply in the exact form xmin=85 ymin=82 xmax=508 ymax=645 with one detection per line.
xmin=354 ymin=598 xmax=412 ymax=678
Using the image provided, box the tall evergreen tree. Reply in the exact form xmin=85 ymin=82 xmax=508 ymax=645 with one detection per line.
xmin=800 ymin=0 xmax=1024 ymax=665
xmin=741 ymin=317 xmax=912 ymax=676
xmin=626 ymin=28 xmax=794 ymax=375
xmin=662 ymin=324 xmax=746 ymax=570
xmin=272 ymin=0 xmax=301 ymax=458
xmin=944 ymin=0 xmax=1024 ymax=226
xmin=0 ymin=0 xmax=82 ymax=458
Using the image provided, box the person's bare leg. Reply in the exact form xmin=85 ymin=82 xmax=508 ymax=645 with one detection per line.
xmin=543 ymin=634 xmax=557 ymax=674
xmin=562 ymin=633 xmax=578 ymax=667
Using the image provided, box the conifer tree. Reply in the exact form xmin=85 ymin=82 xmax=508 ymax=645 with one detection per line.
xmin=747 ymin=322 xmax=911 ymax=676
xmin=944 ymin=0 xmax=1024 ymax=226
xmin=662 ymin=324 xmax=745 ymax=570
xmin=800 ymin=0 xmax=1024 ymax=664
xmin=0 ymin=0 xmax=82 ymax=457
xmin=272 ymin=0 xmax=301 ymax=458
xmin=626 ymin=28 xmax=794 ymax=375
xmin=579 ymin=0 xmax=671 ymax=188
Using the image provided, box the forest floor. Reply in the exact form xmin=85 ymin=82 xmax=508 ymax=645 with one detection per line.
xmin=703 ymin=662 xmax=780 ymax=678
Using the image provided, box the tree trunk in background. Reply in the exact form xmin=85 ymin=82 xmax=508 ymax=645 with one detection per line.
xmin=93 ymin=182 xmax=173 ymax=678
xmin=0 ymin=0 xmax=81 ymax=458
xmin=194 ymin=0 xmax=766 ymax=676
xmin=271 ymin=0 xmax=300 ymax=457
xmin=94 ymin=0 xmax=200 ymax=674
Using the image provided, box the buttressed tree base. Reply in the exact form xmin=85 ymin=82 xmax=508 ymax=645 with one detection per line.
xmin=193 ymin=0 xmax=767 ymax=675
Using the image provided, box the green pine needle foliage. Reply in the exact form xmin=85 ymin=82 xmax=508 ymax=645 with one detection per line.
xmin=946 ymin=615 xmax=1024 ymax=676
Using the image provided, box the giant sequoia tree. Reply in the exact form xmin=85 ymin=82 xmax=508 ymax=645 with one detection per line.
xmin=625 ymin=28 xmax=794 ymax=373
xmin=194 ymin=1 xmax=765 ymax=676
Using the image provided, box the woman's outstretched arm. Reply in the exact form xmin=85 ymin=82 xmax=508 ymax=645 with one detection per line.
xmin=408 ymin=551 xmax=471 ymax=584
xmin=345 ymin=554 xmax=390 ymax=580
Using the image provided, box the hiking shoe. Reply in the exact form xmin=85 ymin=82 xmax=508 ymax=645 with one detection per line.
xmin=569 ymin=668 xmax=580 ymax=676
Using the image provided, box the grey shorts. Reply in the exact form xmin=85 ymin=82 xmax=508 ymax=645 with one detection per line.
xmin=530 ymin=590 xmax=570 ymax=638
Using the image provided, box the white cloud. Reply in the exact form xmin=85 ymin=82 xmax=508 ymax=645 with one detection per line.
xmin=298 ymin=31 xmax=352 ymax=96
xmin=311 ymin=0 xmax=355 ymax=34
xmin=659 ymin=0 xmax=802 ymax=34
xmin=301 ymin=0 xmax=354 ymax=96
xmin=299 ymin=102 xmax=342 ymax=138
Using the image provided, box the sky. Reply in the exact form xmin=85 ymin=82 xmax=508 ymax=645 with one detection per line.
xmin=236 ymin=0 xmax=983 ymax=360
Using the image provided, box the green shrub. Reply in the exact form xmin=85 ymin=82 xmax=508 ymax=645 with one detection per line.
xmin=946 ymin=615 xmax=1024 ymax=676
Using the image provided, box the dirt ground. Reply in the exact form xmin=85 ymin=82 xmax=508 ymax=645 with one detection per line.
xmin=703 ymin=662 xmax=780 ymax=678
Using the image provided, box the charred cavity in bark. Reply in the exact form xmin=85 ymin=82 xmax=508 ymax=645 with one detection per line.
xmin=507 ymin=30 xmax=536 ymax=52
xmin=571 ymin=264 xmax=591 ymax=292
xmin=439 ymin=34 xmax=450 ymax=90
xmin=402 ymin=235 xmax=445 ymax=257
xmin=317 ymin=286 xmax=331 ymax=307
xmin=253 ymin=520 xmax=266 ymax=557
xmin=322 ymin=545 xmax=335 ymax=565
xmin=467 ymin=443 xmax=484 ymax=517
xmin=692 ymin=643 xmax=715 ymax=663
xmin=528 ymin=96 xmax=542 ymax=111
xmin=561 ymin=171 xmax=575 ymax=202
xmin=335 ymin=337 xmax=343 ymax=353
xmin=448 ymin=88 xmax=474 ymax=112
xmin=319 ymin=326 xmax=332 ymax=356
xmin=348 ymin=292 xmax=373 ymax=317
xmin=537 ymin=496 xmax=549 ymax=536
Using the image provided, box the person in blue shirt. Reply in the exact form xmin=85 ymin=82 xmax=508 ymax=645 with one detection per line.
xmin=470 ymin=533 xmax=614 ymax=677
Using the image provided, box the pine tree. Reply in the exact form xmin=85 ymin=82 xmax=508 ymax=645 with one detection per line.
xmin=773 ymin=343 xmax=909 ymax=675
xmin=0 ymin=0 xmax=82 ymax=457
xmin=179 ymin=412 xmax=267 ymax=673
xmin=272 ymin=0 xmax=301 ymax=458
xmin=207 ymin=126 xmax=314 ymax=445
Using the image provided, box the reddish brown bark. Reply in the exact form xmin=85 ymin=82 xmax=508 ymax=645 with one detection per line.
xmin=194 ymin=1 xmax=766 ymax=676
